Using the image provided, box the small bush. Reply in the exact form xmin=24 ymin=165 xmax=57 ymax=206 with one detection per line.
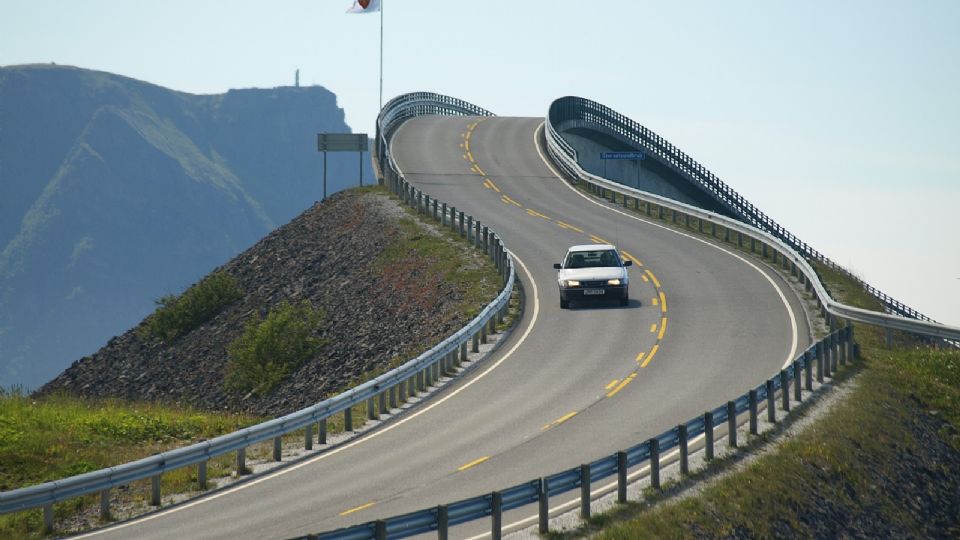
xmin=225 ymin=301 xmax=326 ymax=396
xmin=140 ymin=272 xmax=242 ymax=341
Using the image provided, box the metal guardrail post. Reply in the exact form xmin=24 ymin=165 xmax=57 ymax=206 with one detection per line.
xmin=580 ymin=464 xmax=591 ymax=519
xmin=749 ymin=390 xmax=758 ymax=435
xmin=433 ymin=198 xmax=439 ymax=221
xmin=467 ymin=216 xmax=473 ymax=241
xmin=617 ymin=451 xmax=628 ymax=503
xmin=199 ymin=460 xmax=208 ymax=489
xmin=704 ymin=412 xmax=714 ymax=461
xmin=804 ymin=351 xmax=812 ymax=390
xmin=274 ymin=436 xmax=282 ymax=461
xmin=319 ymin=418 xmax=327 ymax=445
xmin=650 ymin=438 xmax=661 ymax=490
xmin=378 ymin=391 xmax=387 ymax=417
xmin=459 ymin=212 xmax=465 ymax=237
xmin=491 ymin=491 xmax=503 ymax=540
xmin=474 ymin=221 xmax=481 ymax=248
xmin=438 ymin=504 xmax=449 ymax=540
xmin=151 ymin=474 xmax=161 ymax=506
xmin=824 ymin=339 xmax=832 ymax=379
xmin=839 ymin=328 xmax=848 ymax=366
xmin=460 ymin=341 xmax=468 ymax=362
xmin=538 ymin=477 xmax=549 ymax=534
xmin=345 ymin=407 xmax=353 ymax=432
xmin=367 ymin=397 xmax=376 ymax=421
xmin=679 ymin=423 xmax=689 ymax=474
xmin=441 ymin=202 xmax=447 ymax=226
xmin=305 ymin=424 xmax=313 ymax=451
xmin=389 ymin=385 xmax=397 ymax=409
xmin=100 ymin=488 xmax=110 ymax=521
xmin=450 ymin=207 xmax=458 ymax=232
xmin=831 ymin=332 xmax=839 ymax=372
xmin=480 ymin=321 xmax=488 ymax=344
xmin=766 ymin=379 xmax=776 ymax=423
xmin=43 ymin=504 xmax=53 ymax=534
xmin=727 ymin=401 xmax=737 ymax=448
xmin=237 ymin=447 xmax=246 ymax=475
xmin=816 ymin=344 xmax=824 ymax=383
xmin=374 ymin=519 xmax=386 ymax=540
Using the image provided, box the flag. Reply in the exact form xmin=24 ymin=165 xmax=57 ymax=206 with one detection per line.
xmin=346 ymin=0 xmax=380 ymax=13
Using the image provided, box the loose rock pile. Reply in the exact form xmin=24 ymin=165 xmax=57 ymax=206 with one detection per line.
xmin=38 ymin=189 xmax=492 ymax=417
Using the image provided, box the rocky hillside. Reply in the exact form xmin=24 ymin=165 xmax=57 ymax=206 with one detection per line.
xmin=37 ymin=189 xmax=497 ymax=416
xmin=0 ymin=64 xmax=372 ymax=389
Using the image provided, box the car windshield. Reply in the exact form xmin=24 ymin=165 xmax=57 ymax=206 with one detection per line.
xmin=565 ymin=250 xmax=620 ymax=269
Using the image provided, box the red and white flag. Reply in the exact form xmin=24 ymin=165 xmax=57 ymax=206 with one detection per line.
xmin=346 ymin=0 xmax=380 ymax=13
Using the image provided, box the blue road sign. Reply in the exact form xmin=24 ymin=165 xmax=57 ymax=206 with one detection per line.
xmin=601 ymin=151 xmax=646 ymax=160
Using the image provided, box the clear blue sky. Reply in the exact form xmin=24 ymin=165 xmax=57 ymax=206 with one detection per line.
xmin=2 ymin=1 xmax=958 ymax=325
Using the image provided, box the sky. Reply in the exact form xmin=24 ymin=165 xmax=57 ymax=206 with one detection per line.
xmin=2 ymin=0 xmax=958 ymax=326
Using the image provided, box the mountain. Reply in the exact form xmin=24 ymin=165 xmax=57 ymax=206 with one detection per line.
xmin=0 ymin=64 xmax=372 ymax=390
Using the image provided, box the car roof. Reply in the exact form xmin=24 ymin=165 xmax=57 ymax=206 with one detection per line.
xmin=566 ymin=243 xmax=617 ymax=253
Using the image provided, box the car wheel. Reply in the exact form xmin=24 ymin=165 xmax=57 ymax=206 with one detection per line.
xmin=560 ymin=298 xmax=570 ymax=309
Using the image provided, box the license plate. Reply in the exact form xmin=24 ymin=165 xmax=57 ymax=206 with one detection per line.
xmin=583 ymin=289 xmax=605 ymax=295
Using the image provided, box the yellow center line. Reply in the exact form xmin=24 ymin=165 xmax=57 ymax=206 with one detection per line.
xmin=590 ymin=235 xmax=609 ymax=244
xmin=526 ymin=209 xmax=552 ymax=220
xmin=651 ymin=298 xmax=658 ymax=306
xmin=475 ymin=166 xmax=486 ymax=176
xmin=555 ymin=221 xmax=584 ymax=233
xmin=340 ymin=502 xmax=375 ymax=516
xmin=467 ymin=151 xmax=474 ymax=162
xmin=605 ymin=379 xmax=620 ymax=390
xmin=658 ymin=317 xmax=668 ymax=340
xmin=641 ymin=274 xmax=649 ymax=282
xmin=606 ymin=373 xmax=636 ymax=398
xmin=635 ymin=351 xmax=645 ymax=363
xmin=541 ymin=410 xmax=579 ymax=430
xmin=650 ymin=323 xmax=657 ymax=333
xmin=621 ymin=250 xmax=643 ymax=266
xmin=465 ymin=139 xmax=470 ymax=152
xmin=659 ymin=291 xmax=667 ymax=313
xmin=501 ymin=195 xmax=522 ymax=207
xmin=645 ymin=269 xmax=661 ymax=289
xmin=458 ymin=456 xmax=490 ymax=472
xmin=641 ymin=344 xmax=660 ymax=368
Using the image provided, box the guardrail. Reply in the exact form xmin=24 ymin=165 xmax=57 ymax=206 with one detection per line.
xmin=547 ymin=96 xmax=947 ymax=326
xmin=0 ymin=93 xmax=513 ymax=535
xmin=544 ymin=96 xmax=960 ymax=344
xmin=300 ymin=95 xmax=960 ymax=539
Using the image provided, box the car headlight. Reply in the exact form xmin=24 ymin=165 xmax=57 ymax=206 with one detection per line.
xmin=561 ymin=279 xmax=580 ymax=287
xmin=607 ymin=278 xmax=622 ymax=286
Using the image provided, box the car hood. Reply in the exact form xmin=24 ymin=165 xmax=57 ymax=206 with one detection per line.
xmin=557 ymin=267 xmax=628 ymax=282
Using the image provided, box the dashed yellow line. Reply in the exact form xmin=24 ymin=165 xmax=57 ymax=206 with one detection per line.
xmin=590 ymin=235 xmax=610 ymax=245
xmin=641 ymin=274 xmax=649 ymax=282
xmin=605 ymin=379 xmax=620 ymax=390
xmin=542 ymin=411 xmax=578 ymax=430
xmin=606 ymin=373 xmax=637 ymax=398
xmin=659 ymin=291 xmax=667 ymax=313
xmin=526 ymin=208 xmax=551 ymax=220
xmin=658 ymin=317 xmax=668 ymax=340
xmin=501 ymin=195 xmax=522 ymax=207
xmin=340 ymin=502 xmax=375 ymax=516
xmin=645 ymin=269 xmax=661 ymax=289
xmin=635 ymin=351 xmax=645 ymax=363
xmin=484 ymin=178 xmax=501 ymax=193
xmin=652 ymin=298 xmax=659 ymax=306
xmin=467 ymin=151 xmax=474 ymax=162
xmin=649 ymin=323 xmax=657 ymax=333
xmin=555 ymin=221 xmax=584 ymax=233
xmin=465 ymin=139 xmax=471 ymax=152
xmin=458 ymin=456 xmax=490 ymax=471
xmin=641 ymin=344 xmax=659 ymax=368
xmin=621 ymin=250 xmax=643 ymax=266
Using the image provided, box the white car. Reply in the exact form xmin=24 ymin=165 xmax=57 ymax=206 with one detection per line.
xmin=553 ymin=244 xmax=632 ymax=309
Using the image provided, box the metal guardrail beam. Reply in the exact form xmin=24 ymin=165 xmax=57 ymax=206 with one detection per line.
xmin=0 ymin=93 xmax=514 ymax=531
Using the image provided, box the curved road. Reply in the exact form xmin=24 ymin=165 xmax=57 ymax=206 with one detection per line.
xmin=82 ymin=116 xmax=810 ymax=539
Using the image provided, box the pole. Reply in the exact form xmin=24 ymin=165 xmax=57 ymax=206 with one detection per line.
xmin=322 ymin=150 xmax=327 ymax=201
xmin=379 ymin=0 xmax=384 ymax=109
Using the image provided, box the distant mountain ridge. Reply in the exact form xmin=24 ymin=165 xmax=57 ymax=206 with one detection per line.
xmin=0 ymin=64 xmax=371 ymax=389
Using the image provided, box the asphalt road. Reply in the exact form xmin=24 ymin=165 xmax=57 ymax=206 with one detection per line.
xmin=79 ymin=116 xmax=810 ymax=539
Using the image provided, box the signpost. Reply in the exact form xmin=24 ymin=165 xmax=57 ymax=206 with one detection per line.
xmin=317 ymin=133 xmax=369 ymax=200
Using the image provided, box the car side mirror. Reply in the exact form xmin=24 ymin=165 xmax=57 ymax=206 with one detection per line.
xmin=624 ymin=260 xmax=633 ymax=267
xmin=553 ymin=263 xmax=562 ymax=270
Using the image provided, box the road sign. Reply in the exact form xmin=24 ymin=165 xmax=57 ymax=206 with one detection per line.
xmin=600 ymin=151 xmax=645 ymax=160
xmin=317 ymin=133 xmax=369 ymax=152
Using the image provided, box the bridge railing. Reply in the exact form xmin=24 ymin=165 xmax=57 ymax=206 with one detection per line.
xmin=548 ymin=96 xmax=942 ymax=325
xmin=0 ymin=93 xmax=513 ymax=535
xmin=546 ymin=96 xmax=960 ymax=343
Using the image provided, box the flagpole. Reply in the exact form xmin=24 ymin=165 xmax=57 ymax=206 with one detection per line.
xmin=379 ymin=0 xmax=384 ymax=110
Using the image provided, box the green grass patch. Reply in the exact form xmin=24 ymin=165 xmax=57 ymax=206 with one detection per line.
xmin=0 ymin=389 xmax=261 ymax=538
xmin=225 ymin=301 xmax=327 ymax=396
xmin=140 ymin=272 xmax=242 ymax=342
xmin=588 ymin=264 xmax=960 ymax=538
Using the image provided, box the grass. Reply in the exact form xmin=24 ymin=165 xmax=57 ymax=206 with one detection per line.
xmin=140 ymin=272 xmax=242 ymax=342
xmin=0 ymin=389 xmax=261 ymax=538
xmin=579 ymin=259 xmax=960 ymax=538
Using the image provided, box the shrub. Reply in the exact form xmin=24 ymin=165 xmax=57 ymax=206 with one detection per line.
xmin=140 ymin=272 xmax=243 ymax=341
xmin=225 ymin=301 xmax=326 ymax=396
